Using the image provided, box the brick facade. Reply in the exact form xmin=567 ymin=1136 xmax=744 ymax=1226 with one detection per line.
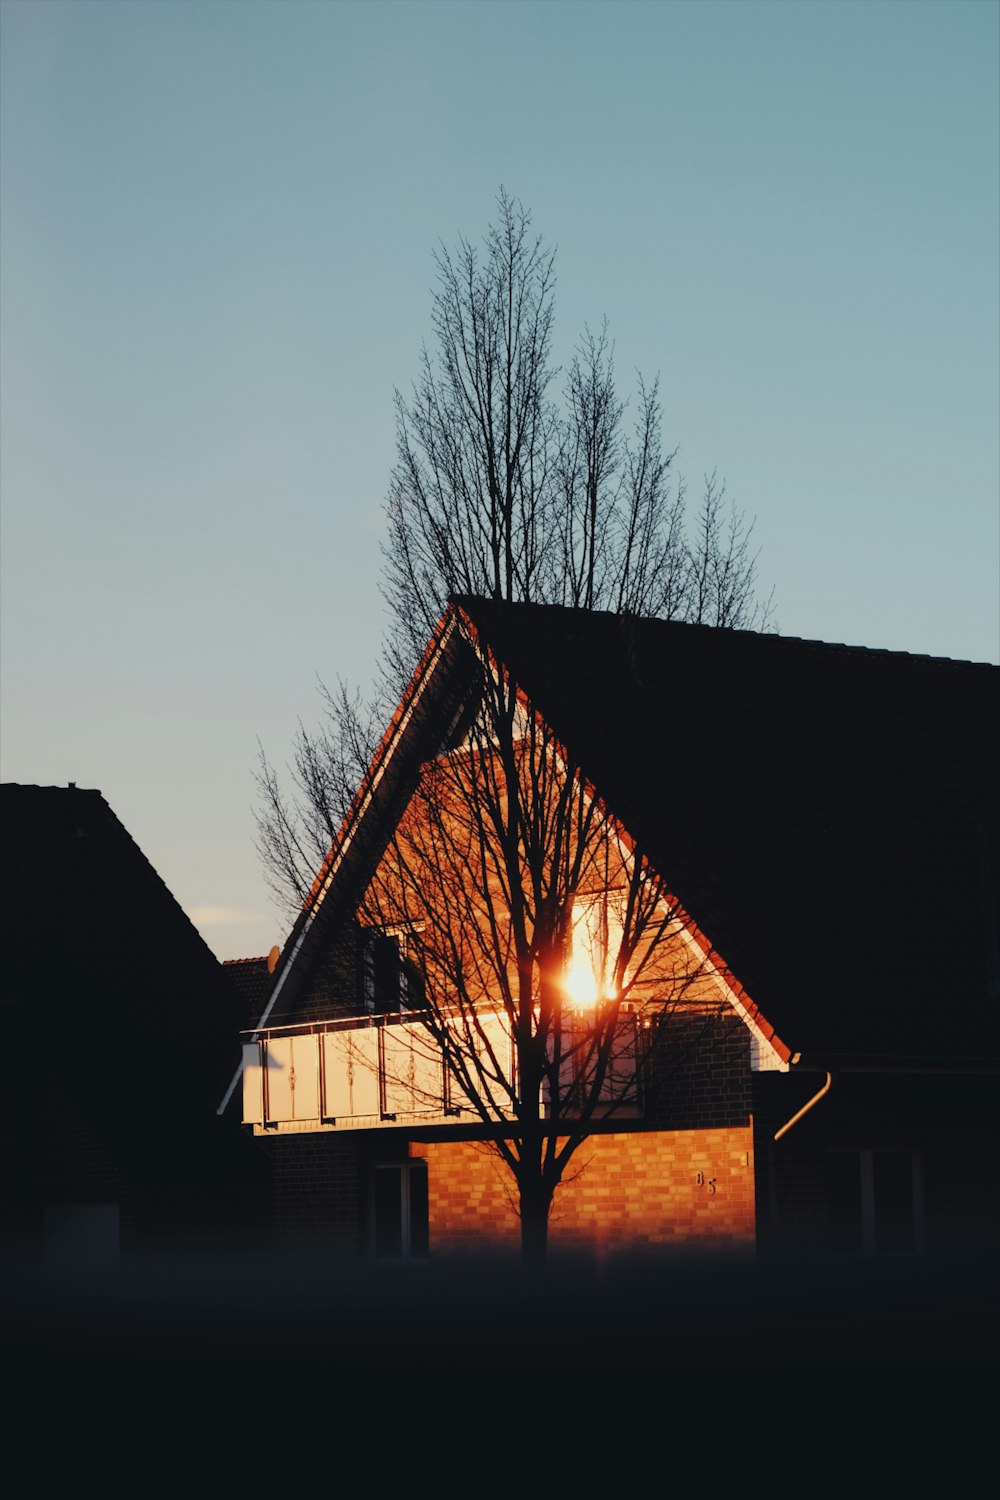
xmin=411 ymin=1126 xmax=756 ymax=1259
xmin=257 ymin=995 xmax=759 ymax=1261
xmin=266 ymin=1133 xmax=366 ymax=1256
xmin=644 ymin=1007 xmax=752 ymax=1130
xmin=289 ymin=925 xmax=363 ymax=1025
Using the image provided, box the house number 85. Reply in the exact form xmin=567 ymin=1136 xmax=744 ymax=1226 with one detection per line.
xmin=696 ymin=1172 xmax=717 ymax=1194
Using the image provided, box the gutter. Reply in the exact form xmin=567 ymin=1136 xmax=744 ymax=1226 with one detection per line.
xmin=782 ymin=1050 xmax=1000 ymax=1074
xmin=769 ymin=1042 xmax=1000 ymax=1142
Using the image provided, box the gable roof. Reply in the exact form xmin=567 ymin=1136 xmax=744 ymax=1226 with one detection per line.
xmin=456 ymin=599 xmax=1000 ymax=1070
xmin=1 ymin=783 xmax=245 ymax=1157
xmin=256 ymin=603 xmax=1000 ymax=1071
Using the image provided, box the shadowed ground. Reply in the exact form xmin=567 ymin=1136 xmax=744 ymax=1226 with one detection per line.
xmin=2 ymin=1248 xmax=995 ymax=1434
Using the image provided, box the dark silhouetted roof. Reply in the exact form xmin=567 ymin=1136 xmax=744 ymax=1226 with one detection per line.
xmin=456 ymin=600 xmax=1000 ymax=1069
xmin=0 ymin=782 xmax=246 ymax=1171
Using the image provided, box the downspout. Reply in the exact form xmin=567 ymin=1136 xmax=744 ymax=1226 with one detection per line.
xmin=766 ymin=1062 xmax=832 ymax=1254
xmin=773 ymin=1060 xmax=833 ymax=1141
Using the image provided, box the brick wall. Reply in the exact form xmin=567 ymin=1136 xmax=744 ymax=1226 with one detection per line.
xmin=291 ymin=924 xmax=364 ymax=1024
xmin=644 ymin=1007 xmax=752 ymax=1130
xmin=411 ymin=1126 xmax=756 ymax=1260
xmin=752 ymin=1071 xmax=1000 ymax=1254
xmin=267 ymin=1133 xmax=366 ymax=1256
xmin=259 ymin=991 xmax=759 ymax=1260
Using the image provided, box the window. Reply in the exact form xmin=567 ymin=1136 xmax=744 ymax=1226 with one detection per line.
xmin=361 ymin=928 xmax=425 ymax=1014
xmin=370 ymin=1161 xmax=429 ymax=1259
xmin=826 ymin=1149 xmax=923 ymax=1254
xmin=544 ymin=1003 xmax=643 ymax=1119
xmin=565 ymin=894 xmax=625 ymax=1009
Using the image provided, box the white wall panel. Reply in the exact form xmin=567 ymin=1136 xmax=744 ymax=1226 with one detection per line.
xmin=264 ymin=1034 xmax=319 ymax=1122
xmin=324 ymin=1027 xmax=380 ymax=1119
xmin=382 ymin=1021 xmax=445 ymax=1115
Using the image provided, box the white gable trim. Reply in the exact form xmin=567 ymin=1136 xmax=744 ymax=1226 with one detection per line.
xmin=676 ymin=922 xmax=789 ymax=1072
xmin=218 ymin=614 xmax=460 ymax=1115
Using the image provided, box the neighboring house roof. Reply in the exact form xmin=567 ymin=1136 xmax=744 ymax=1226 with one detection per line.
xmin=223 ymin=952 xmax=281 ymax=1027
xmin=1 ymin=782 xmax=246 ymax=1174
xmin=256 ymin=602 xmax=1000 ymax=1072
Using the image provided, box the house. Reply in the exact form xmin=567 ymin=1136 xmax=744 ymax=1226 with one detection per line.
xmin=0 ymin=782 xmax=267 ymax=1266
xmin=232 ymin=600 xmax=1000 ymax=1264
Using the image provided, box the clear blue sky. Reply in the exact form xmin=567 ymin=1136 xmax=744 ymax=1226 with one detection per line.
xmin=2 ymin=0 xmax=998 ymax=961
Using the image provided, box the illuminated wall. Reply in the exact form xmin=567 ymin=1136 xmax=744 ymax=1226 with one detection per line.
xmin=411 ymin=1126 xmax=756 ymax=1259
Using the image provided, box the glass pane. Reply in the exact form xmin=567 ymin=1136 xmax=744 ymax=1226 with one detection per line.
xmin=826 ymin=1152 xmax=863 ymax=1252
xmin=873 ymin=1151 xmax=916 ymax=1252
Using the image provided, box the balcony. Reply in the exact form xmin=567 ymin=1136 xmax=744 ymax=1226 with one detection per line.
xmin=242 ymin=1012 xmax=478 ymax=1133
xmin=241 ymin=1008 xmax=646 ymax=1134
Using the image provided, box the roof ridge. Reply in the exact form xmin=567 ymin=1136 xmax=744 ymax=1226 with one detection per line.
xmin=450 ymin=596 xmax=1000 ymax=669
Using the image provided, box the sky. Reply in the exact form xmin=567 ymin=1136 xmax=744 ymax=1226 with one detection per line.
xmin=2 ymin=0 xmax=998 ymax=962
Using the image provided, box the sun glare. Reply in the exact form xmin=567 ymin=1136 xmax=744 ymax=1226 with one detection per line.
xmin=565 ymin=954 xmax=599 ymax=1009
xmin=564 ymin=896 xmax=624 ymax=1009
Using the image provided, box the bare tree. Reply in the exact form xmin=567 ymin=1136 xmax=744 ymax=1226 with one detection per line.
xmin=256 ymin=191 xmax=772 ymax=1263
xmin=382 ymin=194 xmax=769 ymax=678
xmin=355 ymin=625 xmax=726 ymax=1263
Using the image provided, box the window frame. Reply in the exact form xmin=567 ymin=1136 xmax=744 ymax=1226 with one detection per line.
xmin=825 ymin=1147 xmax=925 ymax=1255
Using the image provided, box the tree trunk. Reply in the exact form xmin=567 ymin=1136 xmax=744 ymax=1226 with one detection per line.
xmin=518 ymin=1173 xmax=552 ymax=1270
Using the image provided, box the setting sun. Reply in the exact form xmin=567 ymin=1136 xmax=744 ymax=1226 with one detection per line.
xmin=564 ymin=953 xmax=600 ymax=1009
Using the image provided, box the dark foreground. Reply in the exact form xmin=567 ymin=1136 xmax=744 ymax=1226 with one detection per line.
xmin=2 ymin=1248 xmax=996 ymax=1435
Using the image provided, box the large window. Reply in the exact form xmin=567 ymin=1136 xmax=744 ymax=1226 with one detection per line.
xmin=826 ymin=1149 xmax=923 ymax=1254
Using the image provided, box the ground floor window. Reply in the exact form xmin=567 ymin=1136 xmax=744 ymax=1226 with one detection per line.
xmin=370 ymin=1161 xmax=429 ymax=1259
xmin=826 ymin=1149 xmax=923 ymax=1254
